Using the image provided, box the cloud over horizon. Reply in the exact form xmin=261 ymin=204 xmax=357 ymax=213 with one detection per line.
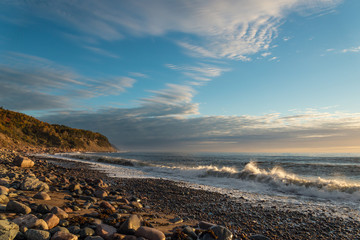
xmin=42 ymin=107 xmax=360 ymax=153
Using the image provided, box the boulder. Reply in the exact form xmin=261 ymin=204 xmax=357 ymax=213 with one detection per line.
xmin=13 ymin=214 xmax=48 ymax=230
xmin=199 ymin=226 xmax=233 ymax=240
xmin=94 ymin=189 xmax=108 ymax=198
xmin=0 ymin=179 xmax=9 ymax=186
xmin=13 ymin=156 xmax=35 ymax=168
xmin=6 ymin=200 xmax=31 ymax=214
xmin=36 ymin=204 xmax=53 ymax=214
xmin=79 ymin=227 xmax=95 ymax=238
xmin=96 ymin=224 xmax=116 ymax=240
xmin=118 ymin=214 xmax=141 ymax=234
xmin=0 ymin=195 xmax=9 ymax=204
xmin=198 ymin=221 xmax=216 ymax=230
xmin=182 ymin=226 xmax=198 ymax=240
xmin=135 ymin=226 xmax=165 ymax=240
xmin=0 ymin=186 xmax=9 ymax=195
xmin=68 ymin=184 xmax=81 ymax=192
xmin=43 ymin=213 xmax=59 ymax=229
xmin=111 ymin=234 xmax=126 ymax=240
xmin=51 ymin=207 xmax=68 ymax=219
xmin=130 ymin=201 xmax=143 ymax=209
xmin=99 ymin=201 xmax=116 ymax=212
xmin=49 ymin=226 xmax=69 ymax=235
xmin=67 ymin=226 xmax=80 ymax=234
xmin=51 ymin=231 xmax=78 ymax=240
xmin=0 ymin=219 xmax=19 ymax=240
xmin=33 ymin=192 xmax=51 ymax=200
xmin=21 ymin=177 xmax=49 ymax=192
xmin=25 ymin=229 xmax=51 ymax=240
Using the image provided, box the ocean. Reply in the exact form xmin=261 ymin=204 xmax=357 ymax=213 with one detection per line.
xmin=45 ymin=151 xmax=360 ymax=219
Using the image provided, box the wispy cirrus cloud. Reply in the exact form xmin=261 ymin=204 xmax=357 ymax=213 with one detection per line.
xmin=342 ymin=46 xmax=360 ymax=53
xmin=166 ymin=63 xmax=229 ymax=84
xmin=129 ymin=72 xmax=148 ymax=78
xmin=2 ymin=0 xmax=342 ymax=60
xmin=0 ymin=53 xmax=136 ymax=110
xmin=142 ymin=83 xmax=197 ymax=106
xmin=83 ymin=46 xmax=120 ymax=58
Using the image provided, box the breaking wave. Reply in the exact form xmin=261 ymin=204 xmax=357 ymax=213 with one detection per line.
xmin=202 ymin=161 xmax=360 ymax=196
xmin=54 ymin=153 xmax=360 ymax=200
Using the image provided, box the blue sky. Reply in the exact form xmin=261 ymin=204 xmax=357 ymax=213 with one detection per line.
xmin=1 ymin=0 xmax=360 ymax=153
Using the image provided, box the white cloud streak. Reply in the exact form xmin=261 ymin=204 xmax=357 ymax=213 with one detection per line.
xmin=166 ymin=63 xmax=229 ymax=84
xmin=342 ymin=46 xmax=360 ymax=53
xmin=142 ymin=84 xmax=197 ymax=107
xmin=0 ymin=53 xmax=136 ymax=110
xmin=3 ymin=0 xmax=342 ymax=60
xmin=83 ymin=46 xmax=120 ymax=58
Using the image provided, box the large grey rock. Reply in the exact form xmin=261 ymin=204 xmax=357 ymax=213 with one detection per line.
xmin=51 ymin=207 xmax=68 ymax=219
xmin=13 ymin=156 xmax=35 ymax=168
xmin=0 ymin=195 xmax=9 ymax=204
xmin=0 ymin=186 xmax=9 ymax=196
xmin=79 ymin=227 xmax=95 ymax=238
xmin=198 ymin=221 xmax=216 ymax=230
xmin=6 ymin=200 xmax=31 ymax=214
xmin=199 ymin=226 xmax=233 ymax=240
xmin=118 ymin=214 xmax=141 ymax=234
xmin=94 ymin=189 xmax=107 ymax=198
xmin=36 ymin=204 xmax=53 ymax=214
xmin=99 ymin=201 xmax=115 ymax=212
xmin=21 ymin=177 xmax=49 ymax=192
xmin=49 ymin=227 xmax=69 ymax=235
xmin=51 ymin=231 xmax=78 ymax=240
xmin=182 ymin=226 xmax=197 ymax=240
xmin=0 ymin=219 xmax=19 ymax=240
xmin=67 ymin=226 xmax=80 ymax=234
xmin=43 ymin=213 xmax=59 ymax=229
xmin=135 ymin=226 xmax=165 ymax=240
xmin=33 ymin=192 xmax=51 ymax=200
xmin=13 ymin=214 xmax=48 ymax=230
xmin=25 ymin=229 xmax=51 ymax=240
xmin=96 ymin=224 xmax=116 ymax=240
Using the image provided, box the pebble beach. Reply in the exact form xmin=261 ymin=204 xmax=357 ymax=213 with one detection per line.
xmin=1 ymin=149 xmax=360 ymax=240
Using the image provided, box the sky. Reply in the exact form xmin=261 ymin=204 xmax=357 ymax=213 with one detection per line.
xmin=1 ymin=0 xmax=360 ymax=153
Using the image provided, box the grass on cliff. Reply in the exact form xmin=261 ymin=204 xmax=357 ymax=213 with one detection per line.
xmin=0 ymin=107 xmax=114 ymax=151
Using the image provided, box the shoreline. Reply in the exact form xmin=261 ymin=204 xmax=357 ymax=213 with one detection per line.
xmin=1 ymin=149 xmax=360 ymax=239
xmin=39 ymin=153 xmax=360 ymax=239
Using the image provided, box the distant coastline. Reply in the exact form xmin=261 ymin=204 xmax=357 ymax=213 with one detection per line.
xmin=0 ymin=108 xmax=117 ymax=153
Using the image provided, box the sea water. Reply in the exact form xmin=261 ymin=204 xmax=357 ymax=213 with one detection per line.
xmin=45 ymin=152 xmax=360 ymax=219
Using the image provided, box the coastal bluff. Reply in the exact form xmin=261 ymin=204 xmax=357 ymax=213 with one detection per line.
xmin=0 ymin=108 xmax=116 ymax=153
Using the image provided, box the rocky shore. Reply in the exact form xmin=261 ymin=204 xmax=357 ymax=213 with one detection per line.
xmin=0 ymin=149 xmax=360 ymax=240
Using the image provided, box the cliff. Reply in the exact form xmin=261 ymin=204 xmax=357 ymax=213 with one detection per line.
xmin=0 ymin=108 xmax=116 ymax=152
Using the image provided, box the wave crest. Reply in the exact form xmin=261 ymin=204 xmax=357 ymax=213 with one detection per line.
xmin=203 ymin=161 xmax=360 ymax=195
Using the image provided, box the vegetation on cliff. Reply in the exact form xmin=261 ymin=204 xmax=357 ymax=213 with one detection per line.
xmin=0 ymin=107 xmax=116 ymax=152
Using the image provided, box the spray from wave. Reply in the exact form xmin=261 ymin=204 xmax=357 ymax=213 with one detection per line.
xmin=56 ymin=153 xmax=360 ymax=200
xmin=202 ymin=161 xmax=360 ymax=196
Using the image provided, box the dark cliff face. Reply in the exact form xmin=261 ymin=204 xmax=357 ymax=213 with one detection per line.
xmin=0 ymin=107 xmax=116 ymax=152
